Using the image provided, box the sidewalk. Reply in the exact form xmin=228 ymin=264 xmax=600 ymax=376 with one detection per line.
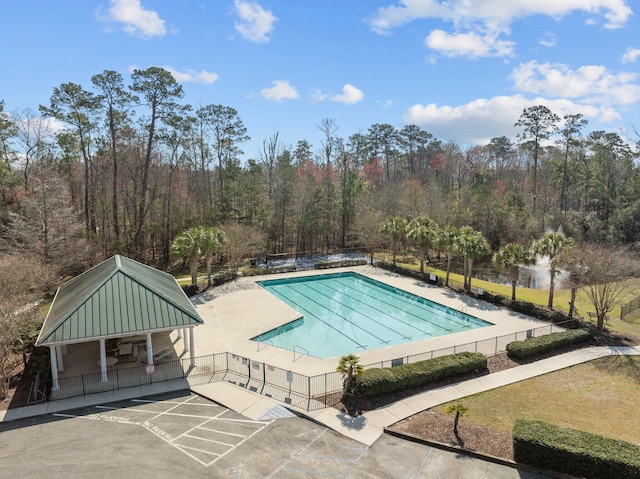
xmin=3 ymin=345 xmax=639 ymax=448
xmin=197 ymin=345 xmax=640 ymax=446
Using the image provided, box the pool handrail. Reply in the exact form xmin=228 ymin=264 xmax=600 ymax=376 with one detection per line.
xmin=293 ymin=344 xmax=309 ymax=361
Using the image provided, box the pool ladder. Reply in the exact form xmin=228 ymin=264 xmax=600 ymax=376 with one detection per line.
xmin=257 ymin=338 xmax=273 ymax=351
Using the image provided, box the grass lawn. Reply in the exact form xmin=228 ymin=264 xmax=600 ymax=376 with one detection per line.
xmin=439 ymin=355 xmax=640 ymax=444
xmin=383 ymin=254 xmax=640 ymax=339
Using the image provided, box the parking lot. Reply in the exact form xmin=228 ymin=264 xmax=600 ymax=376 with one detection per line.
xmin=0 ymin=390 xmax=550 ymax=478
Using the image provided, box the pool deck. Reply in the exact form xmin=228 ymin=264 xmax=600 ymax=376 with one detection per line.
xmin=188 ymin=265 xmax=555 ymax=376
xmin=5 ymin=265 xmax=639 ymax=451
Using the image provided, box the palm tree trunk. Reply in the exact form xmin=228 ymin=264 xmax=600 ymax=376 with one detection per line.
xmin=569 ymin=288 xmax=576 ymax=317
xmin=467 ymin=258 xmax=474 ymax=292
xmin=548 ymin=267 xmax=555 ymax=308
xmin=445 ymin=253 xmax=452 ymax=286
xmin=511 ymin=280 xmax=517 ymax=301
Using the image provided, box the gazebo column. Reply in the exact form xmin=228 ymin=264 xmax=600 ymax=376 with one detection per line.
xmin=189 ymin=327 xmax=195 ymax=367
xmin=55 ymin=345 xmax=64 ymax=372
xmin=99 ymin=338 xmax=108 ymax=382
xmin=146 ymin=333 xmax=154 ymax=365
xmin=49 ymin=346 xmax=59 ymax=390
xmin=182 ymin=328 xmax=188 ymax=352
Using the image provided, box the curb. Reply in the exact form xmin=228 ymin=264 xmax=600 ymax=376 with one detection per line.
xmin=383 ymin=427 xmax=575 ymax=479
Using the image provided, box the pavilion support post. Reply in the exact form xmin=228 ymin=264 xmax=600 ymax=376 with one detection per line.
xmin=99 ymin=338 xmax=108 ymax=382
xmin=183 ymin=328 xmax=188 ymax=352
xmin=55 ymin=346 xmax=64 ymax=372
xmin=55 ymin=345 xmax=64 ymax=372
xmin=176 ymin=329 xmax=182 ymax=340
xmin=146 ymin=333 xmax=154 ymax=366
xmin=49 ymin=346 xmax=59 ymax=390
xmin=189 ymin=328 xmax=195 ymax=368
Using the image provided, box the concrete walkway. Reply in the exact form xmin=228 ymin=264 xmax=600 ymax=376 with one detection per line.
xmin=3 ymin=345 xmax=639 ymax=449
xmin=193 ymin=345 xmax=640 ymax=446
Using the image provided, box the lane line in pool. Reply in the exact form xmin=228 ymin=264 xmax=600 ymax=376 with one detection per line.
xmin=335 ymin=278 xmax=463 ymax=332
xmin=302 ymin=282 xmax=415 ymax=340
xmin=329 ymin=280 xmax=454 ymax=336
xmin=290 ymin=284 xmax=391 ymax=346
xmin=274 ymin=286 xmax=370 ymax=350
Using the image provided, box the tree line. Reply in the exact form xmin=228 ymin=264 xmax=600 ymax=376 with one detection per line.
xmin=1 ymin=66 xmax=639 ymax=278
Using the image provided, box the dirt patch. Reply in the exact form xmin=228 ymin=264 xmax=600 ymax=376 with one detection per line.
xmin=388 ymin=410 xmax=515 ymax=460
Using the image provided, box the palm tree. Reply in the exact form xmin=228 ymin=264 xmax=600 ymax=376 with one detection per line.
xmin=445 ymin=402 xmax=468 ymax=439
xmin=494 ymin=243 xmax=536 ymax=301
xmin=435 ymin=225 xmax=458 ymax=287
xmin=454 ymin=227 xmax=488 ymax=292
xmin=406 ymin=216 xmax=438 ymax=274
xmin=454 ymin=226 xmax=475 ymax=290
xmin=380 ymin=216 xmax=408 ymax=266
xmin=465 ymin=231 xmax=490 ymax=293
xmin=171 ymin=227 xmax=203 ymax=285
xmin=533 ymin=232 xmax=574 ymax=308
xmin=200 ymin=226 xmax=226 ymax=286
xmin=336 ymin=353 xmax=364 ymax=400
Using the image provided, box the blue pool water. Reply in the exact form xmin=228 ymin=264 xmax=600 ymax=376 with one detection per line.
xmin=253 ymin=272 xmax=492 ymax=359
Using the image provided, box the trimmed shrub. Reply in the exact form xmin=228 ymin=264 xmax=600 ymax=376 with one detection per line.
xmin=513 ymin=419 xmax=640 ymax=479
xmin=181 ymin=284 xmax=199 ymax=297
xmin=355 ymin=352 xmax=487 ymax=398
xmin=314 ymin=259 xmax=367 ymax=269
xmin=242 ymin=265 xmax=297 ymax=276
xmin=506 ymin=329 xmax=593 ymax=360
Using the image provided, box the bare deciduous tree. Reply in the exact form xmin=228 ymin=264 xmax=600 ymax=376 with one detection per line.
xmin=0 ymin=254 xmax=54 ymax=399
xmin=569 ymin=243 xmax=638 ymax=334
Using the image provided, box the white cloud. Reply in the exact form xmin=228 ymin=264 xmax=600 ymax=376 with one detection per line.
xmin=97 ymin=0 xmax=167 ymax=38
xmin=511 ymin=61 xmax=640 ymax=105
xmin=538 ymin=32 xmax=556 ymax=48
xmin=403 ymin=94 xmax=619 ymax=145
xmin=163 ymin=67 xmax=219 ymax=84
xmin=260 ymin=80 xmax=299 ymax=101
xmin=369 ymin=0 xmax=632 ymax=34
xmin=369 ymin=1 xmax=631 ymax=58
xmin=425 ymin=29 xmax=514 ymax=58
xmin=622 ymin=47 xmax=640 ymax=64
xmin=330 ymin=84 xmax=364 ymax=105
xmin=234 ymin=0 xmax=277 ymax=43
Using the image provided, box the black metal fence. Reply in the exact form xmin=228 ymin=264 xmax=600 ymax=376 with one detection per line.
xmin=49 ymin=319 xmax=572 ymax=410
xmin=620 ymin=296 xmax=640 ymax=320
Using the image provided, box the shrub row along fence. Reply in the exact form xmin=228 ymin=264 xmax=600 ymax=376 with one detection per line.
xmin=48 ymin=319 xmax=572 ymax=409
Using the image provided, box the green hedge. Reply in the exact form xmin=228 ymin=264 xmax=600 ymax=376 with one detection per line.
xmin=513 ymin=419 xmax=640 ymax=479
xmin=355 ymin=352 xmax=487 ymax=398
xmin=242 ymin=265 xmax=297 ymax=276
xmin=506 ymin=329 xmax=593 ymax=360
xmin=181 ymin=284 xmax=199 ymax=297
xmin=315 ymin=259 xmax=368 ymax=269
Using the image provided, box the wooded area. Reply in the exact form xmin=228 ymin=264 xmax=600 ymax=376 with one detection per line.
xmin=1 ymin=67 xmax=640 ymax=276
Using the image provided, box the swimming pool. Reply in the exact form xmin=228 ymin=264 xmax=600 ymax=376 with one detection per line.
xmin=253 ymin=272 xmax=492 ymax=359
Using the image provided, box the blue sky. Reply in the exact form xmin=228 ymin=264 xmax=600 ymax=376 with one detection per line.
xmin=2 ymin=1 xmax=640 ymax=159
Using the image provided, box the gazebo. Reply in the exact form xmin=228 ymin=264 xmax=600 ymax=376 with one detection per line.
xmin=35 ymin=255 xmax=203 ymax=392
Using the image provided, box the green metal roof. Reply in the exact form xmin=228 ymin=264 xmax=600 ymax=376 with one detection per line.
xmin=36 ymin=255 xmax=203 ymax=346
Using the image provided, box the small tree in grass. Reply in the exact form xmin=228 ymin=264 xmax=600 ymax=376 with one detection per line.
xmin=445 ymin=402 xmax=468 ymax=444
xmin=570 ymin=243 xmax=638 ymax=334
xmin=336 ymin=354 xmax=364 ymax=400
